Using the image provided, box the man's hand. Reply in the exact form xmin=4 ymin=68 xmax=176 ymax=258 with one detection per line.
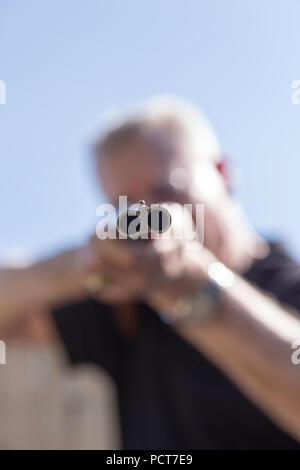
xmin=83 ymin=203 xmax=214 ymax=309
xmin=143 ymin=237 xmax=214 ymax=316
xmin=77 ymin=235 xmax=160 ymax=303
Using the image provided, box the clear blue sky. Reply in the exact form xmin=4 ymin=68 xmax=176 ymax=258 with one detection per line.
xmin=1 ymin=0 xmax=300 ymax=261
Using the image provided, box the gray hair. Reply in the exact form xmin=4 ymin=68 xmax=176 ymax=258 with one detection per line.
xmin=92 ymin=95 xmax=221 ymax=164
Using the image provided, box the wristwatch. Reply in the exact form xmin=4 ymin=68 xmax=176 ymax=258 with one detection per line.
xmin=161 ymin=262 xmax=235 ymax=327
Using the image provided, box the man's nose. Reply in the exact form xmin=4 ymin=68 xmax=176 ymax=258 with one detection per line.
xmin=150 ymin=183 xmax=189 ymax=205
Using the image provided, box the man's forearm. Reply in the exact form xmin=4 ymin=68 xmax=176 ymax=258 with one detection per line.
xmin=177 ymin=275 xmax=300 ymax=441
xmin=0 ymin=249 xmax=86 ymax=328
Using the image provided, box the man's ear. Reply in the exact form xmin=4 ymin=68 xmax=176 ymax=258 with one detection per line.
xmin=216 ymin=157 xmax=233 ymax=193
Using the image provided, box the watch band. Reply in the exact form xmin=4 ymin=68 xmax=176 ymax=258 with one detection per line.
xmin=161 ymin=262 xmax=235 ymax=327
xmin=171 ymin=281 xmax=221 ymax=326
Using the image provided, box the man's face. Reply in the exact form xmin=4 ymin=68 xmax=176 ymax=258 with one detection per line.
xmin=97 ymin=135 xmax=204 ymax=207
xmin=96 ymin=134 xmax=228 ymax=256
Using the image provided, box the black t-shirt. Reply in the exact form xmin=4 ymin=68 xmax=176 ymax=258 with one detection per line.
xmin=52 ymin=242 xmax=300 ymax=449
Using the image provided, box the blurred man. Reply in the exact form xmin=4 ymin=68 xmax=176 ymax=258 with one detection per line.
xmin=2 ymin=96 xmax=300 ymax=449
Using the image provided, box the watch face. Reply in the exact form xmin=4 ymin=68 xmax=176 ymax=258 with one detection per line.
xmin=171 ymin=285 xmax=220 ymax=327
xmin=188 ymin=286 xmax=220 ymax=324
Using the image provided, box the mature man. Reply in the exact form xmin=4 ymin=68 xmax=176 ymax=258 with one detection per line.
xmin=2 ymin=97 xmax=300 ymax=449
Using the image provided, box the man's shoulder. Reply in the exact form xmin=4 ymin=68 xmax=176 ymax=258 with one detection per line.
xmin=245 ymin=241 xmax=299 ymax=277
xmin=245 ymin=240 xmax=300 ymax=308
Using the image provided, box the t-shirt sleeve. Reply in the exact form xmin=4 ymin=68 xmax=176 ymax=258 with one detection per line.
xmin=52 ymin=297 xmax=122 ymax=381
xmin=245 ymin=242 xmax=300 ymax=312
